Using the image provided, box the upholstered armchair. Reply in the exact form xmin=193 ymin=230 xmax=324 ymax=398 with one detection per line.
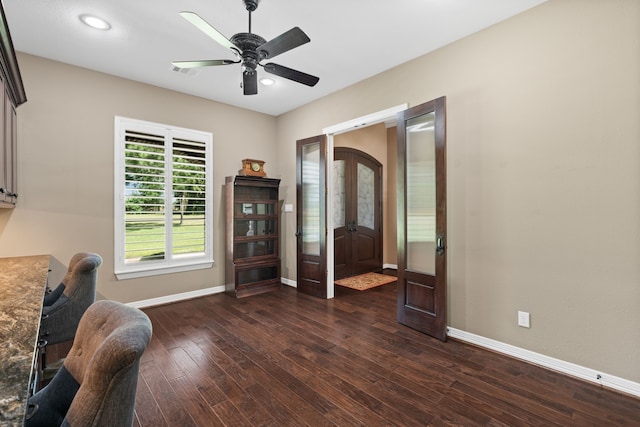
xmin=26 ymin=300 xmax=153 ymax=427
xmin=40 ymin=252 xmax=102 ymax=346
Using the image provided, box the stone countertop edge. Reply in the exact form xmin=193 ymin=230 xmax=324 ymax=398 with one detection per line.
xmin=0 ymin=255 xmax=50 ymax=427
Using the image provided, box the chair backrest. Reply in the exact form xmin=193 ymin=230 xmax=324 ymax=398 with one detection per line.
xmin=61 ymin=252 xmax=102 ymax=301
xmin=42 ymin=252 xmax=103 ymax=345
xmin=62 ymin=300 xmax=152 ymax=426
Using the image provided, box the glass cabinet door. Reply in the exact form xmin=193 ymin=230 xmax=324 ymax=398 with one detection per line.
xmin=234 ymin=202 xmax=277 ymax=216
xmin=233 ymin=200 xmax=279 ymax=260
xmin=234 ymin=239 xmax=277 ymax=259
xmin=236 ymin=264 xmax=279 ymax=287
xmin=233 ymin=219 xmax=278 ymax=237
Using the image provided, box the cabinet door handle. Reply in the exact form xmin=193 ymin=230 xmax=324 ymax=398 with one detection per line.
xmin=0 ymin=187 xmax=17 ymax=198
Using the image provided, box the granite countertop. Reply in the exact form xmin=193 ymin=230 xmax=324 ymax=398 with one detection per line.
xmin=0 ymin=255 xmax=50 ymax=427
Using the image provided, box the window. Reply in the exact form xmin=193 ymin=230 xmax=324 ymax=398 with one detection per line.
xmin=114 ymin=117 xmax=213 ymax=279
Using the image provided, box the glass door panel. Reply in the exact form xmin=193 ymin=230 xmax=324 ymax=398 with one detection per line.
xmin=406 ymin=112 xmax=436 ymax=275
xmin=302 ymin=143 xmax=321 ymax=255
xmin=357 ymin=162 xmax=375 ymax=230
xmin=333 ymin=159 xmax=346 ymax=228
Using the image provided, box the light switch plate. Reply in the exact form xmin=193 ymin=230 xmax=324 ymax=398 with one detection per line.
xmin=518 ymin=311 xmax=530 ymax=328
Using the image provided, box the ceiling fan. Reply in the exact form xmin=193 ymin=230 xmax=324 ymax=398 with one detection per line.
xmin=172 ymin=0 xmax=319 ymax=95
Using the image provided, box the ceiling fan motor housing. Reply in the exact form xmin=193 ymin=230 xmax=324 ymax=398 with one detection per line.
xmin=231 ymin=32 xmax=266 ymax=73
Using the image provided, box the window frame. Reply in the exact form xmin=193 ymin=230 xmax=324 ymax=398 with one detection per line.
xmin=114 ymin=116 xmax=213 ymax=280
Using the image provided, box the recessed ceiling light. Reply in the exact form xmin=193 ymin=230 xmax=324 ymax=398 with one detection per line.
xmin=260 ymin=78 xmax=275 ymax=86
xmin=79 ymin=14 xmax=111 ymax=31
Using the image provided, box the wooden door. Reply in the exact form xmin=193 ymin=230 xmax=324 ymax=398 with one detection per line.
xmin=397 ymin=97 xmax=447 ymax=341
xmin=296 ymin=135 xmax=327 ymax=298
xmin=333 ymin=148 xmax=382 ymax=280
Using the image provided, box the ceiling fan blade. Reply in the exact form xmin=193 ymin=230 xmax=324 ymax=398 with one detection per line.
xmin=263 ymin=63 xmax=319 ymax=87
xmin=172 ymin=59 xmax=238 ymax=69
xmin=243 ymin=72 xmax=258 ymax=95
xmin=258 ymin=27 xmax=310 ymax=60
xmin=179 ymin=11 xmax=240 ymax=52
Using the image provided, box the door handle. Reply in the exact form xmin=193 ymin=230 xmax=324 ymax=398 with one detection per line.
xmin=295 ymin=228 xmax=302 ymax=237
xmin=436 ymin=235 xmax=445 ymax=256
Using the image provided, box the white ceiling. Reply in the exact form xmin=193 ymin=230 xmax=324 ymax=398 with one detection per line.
xmin=4 ymin=0 xmax=547 ymax=116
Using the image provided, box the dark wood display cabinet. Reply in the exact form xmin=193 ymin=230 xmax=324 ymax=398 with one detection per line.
xmin=225 ymin=175 xmax=281 ymax=298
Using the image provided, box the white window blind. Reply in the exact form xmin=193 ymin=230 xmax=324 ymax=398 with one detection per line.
xmin=407 ymin=161 xmax=436 ymax=243
xmin=114 ymin=117 xmax=213 ymax=279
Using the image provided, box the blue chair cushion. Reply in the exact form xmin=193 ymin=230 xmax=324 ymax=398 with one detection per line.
xmin=25 ymin=365 xmax=79 ymax=427
xmin=43 ymin=283 xmax=65 ymax=306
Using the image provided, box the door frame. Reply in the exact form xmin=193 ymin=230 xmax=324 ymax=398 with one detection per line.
xmin=321 ymin=104 xmax=408 ymax=298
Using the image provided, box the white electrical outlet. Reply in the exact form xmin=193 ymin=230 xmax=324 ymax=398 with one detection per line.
xmin=518 ymin=311 xmax=530 ymax=328
xmin=283 ymin=204 xmax=293 ymax=212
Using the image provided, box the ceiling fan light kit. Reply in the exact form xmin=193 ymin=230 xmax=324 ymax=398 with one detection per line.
xmin=173 ymin=0 xmax=319 ymax=95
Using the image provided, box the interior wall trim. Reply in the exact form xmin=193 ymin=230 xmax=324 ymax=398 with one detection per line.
xmin=128 ymin=278 xmax=297 ymax=308
xmin=281 ymin=277 xmax=297 ymax=288
xmin=127 ymin=285 xmax=225 ymax=309
xmin=322 ymin=104 xmax=408 ymax=135
xmin=448 ymin=327 xmax=640 ymax=399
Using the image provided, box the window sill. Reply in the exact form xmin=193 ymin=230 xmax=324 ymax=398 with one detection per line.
xmin=115 ymin=260 xmax=213 ymax=280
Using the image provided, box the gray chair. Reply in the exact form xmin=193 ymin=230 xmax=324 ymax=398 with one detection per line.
xmin=40 ymin=252 xmax=102 ymax=346
xmin=26 ymin=300 xmax=153 ymax=427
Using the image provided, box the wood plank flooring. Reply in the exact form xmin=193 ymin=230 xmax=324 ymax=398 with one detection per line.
xmin=134 ymin=283 xmax=640 ymax=426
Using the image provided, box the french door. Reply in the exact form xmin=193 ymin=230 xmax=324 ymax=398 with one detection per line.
xmin=397 ymin=97 xmax=447 ymax=341
xmin=295 ymin=135 xmax=327 ymax=298
xmin=295 ymin=99 xmax=447 ymax=343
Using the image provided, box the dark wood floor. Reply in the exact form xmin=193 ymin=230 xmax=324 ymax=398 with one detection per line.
xmin=133 ymin=283 xmax=640 ymax=426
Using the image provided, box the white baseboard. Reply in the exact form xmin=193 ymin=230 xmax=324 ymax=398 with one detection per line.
xmin=127 ymin=278 xmax=297 ymax=308
xmin=281 ymin=277 xmax=297 ymax=288
xmin=127 ymin=285 xmax=225 ymax=309
xmin=448 ymin=327 xmax=640 ymax=398
xmin=383 ymin=263 xmax=398 ymax=270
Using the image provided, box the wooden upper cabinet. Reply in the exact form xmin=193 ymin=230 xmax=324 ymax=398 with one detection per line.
xmin=0 ymin=6 xmax=27 ymax=108
xmin=0 ymin=4 xmax=26 ymax=208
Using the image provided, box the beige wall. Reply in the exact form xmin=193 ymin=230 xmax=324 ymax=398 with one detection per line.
xmin=0 ymin=53 xmax=278 ymax=302
xmin=1 ymin=0 xmax=638 ymax=384
xmin=276 ymin=0 xmax=640 ymax=382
